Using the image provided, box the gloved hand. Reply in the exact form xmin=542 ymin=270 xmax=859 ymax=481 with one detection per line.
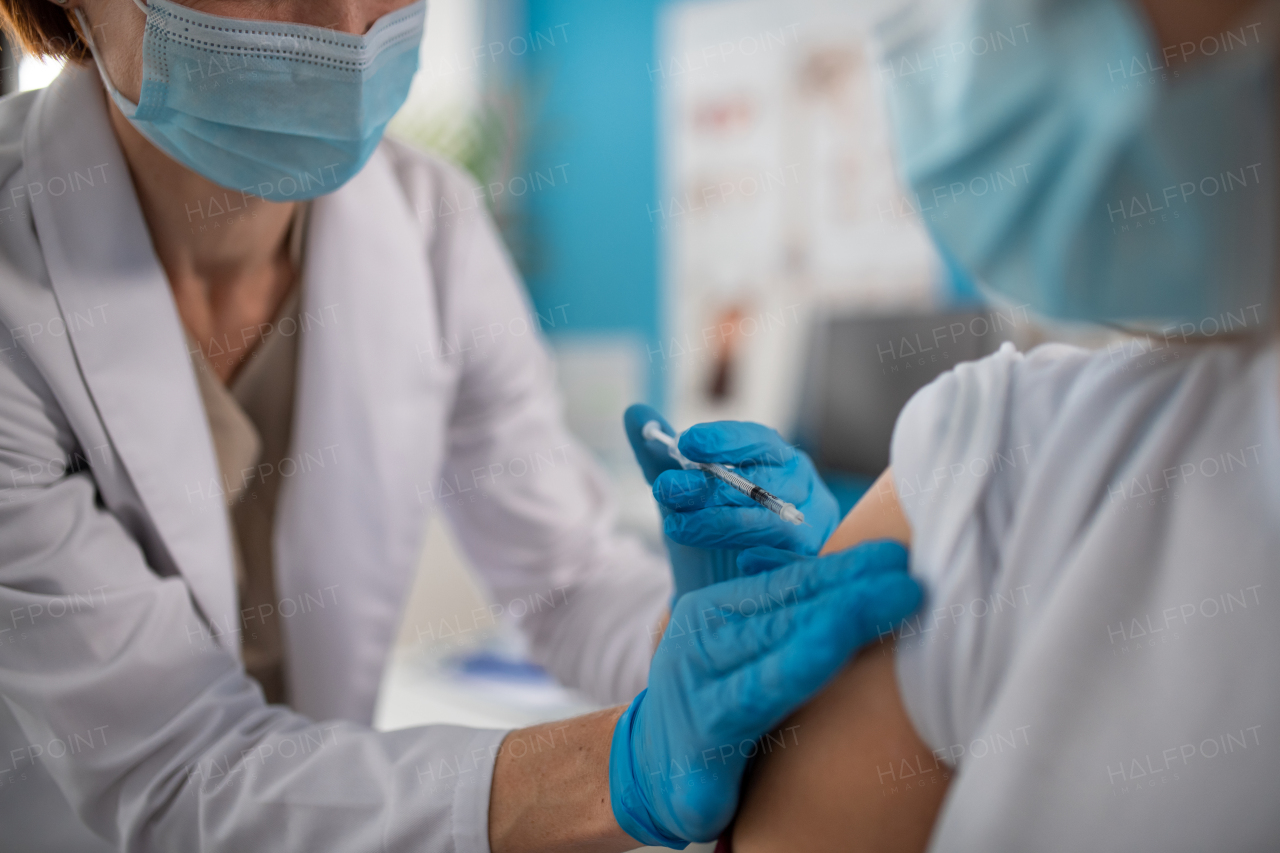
xmin=652 ymin=420 xmax=840 ymax=556
xmin=609 ymin=540 xmax=920 ymax=847
xmin=735 ymin=545 xmax=805 ymax=576
xmin=625 ymin=404 xmax=742 ymax=601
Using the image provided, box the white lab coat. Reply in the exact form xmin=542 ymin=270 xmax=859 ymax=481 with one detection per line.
xmin=0 ymin=65 xmax=669 ymax=852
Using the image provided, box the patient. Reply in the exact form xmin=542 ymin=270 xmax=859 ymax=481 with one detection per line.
xmin=725 ymin=1 xmax=1275 ymax=850
xmin=732 ymin=335 xmax=1280 ymax=851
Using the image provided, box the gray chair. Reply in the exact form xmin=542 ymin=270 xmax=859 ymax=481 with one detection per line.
xmin=795 ymin=311 xmax=1019 ymax=489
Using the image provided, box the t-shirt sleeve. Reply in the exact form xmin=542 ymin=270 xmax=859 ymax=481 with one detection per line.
xmin=888 ymin=342 xmax=1092 ymax=759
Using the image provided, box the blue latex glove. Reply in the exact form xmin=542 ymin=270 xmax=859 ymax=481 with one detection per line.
xmin=735 ymin=545 xmax=805 ymax=576
xmin=625 ymin=404 xmax=742 ymax=601
xmin=653 ymin=420 xmax=841 ymax=556
xmin=609 ymin=541 xmax=921 ymax=846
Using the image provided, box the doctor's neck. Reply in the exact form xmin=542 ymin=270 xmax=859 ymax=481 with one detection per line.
xmin=67 ymin=0 xmax=410 ymax=383
xmin=106 ymin=98 xmax=299 ymax=383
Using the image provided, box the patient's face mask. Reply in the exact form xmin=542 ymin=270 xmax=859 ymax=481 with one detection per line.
xmin=77 ymin=0 xmax=426 ymax=201
xmin=878 ymin=0 xmax=1277 ymax=329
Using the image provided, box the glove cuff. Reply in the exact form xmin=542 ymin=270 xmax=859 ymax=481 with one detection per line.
xmin=608 ymin=690 xmax=690 ymax=850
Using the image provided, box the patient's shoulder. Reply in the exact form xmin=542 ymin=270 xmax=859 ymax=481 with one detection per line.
xmin=889 ymin=341 xmax=1091 ymax=551
xmin=888 ymin=336 xmax=1277 ymax=755
xmin=890 ymin=338 xmax=1264 ymax=548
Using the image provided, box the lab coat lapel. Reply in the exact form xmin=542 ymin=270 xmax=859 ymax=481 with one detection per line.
xmin=23 ymin=67 xmax=239 ymax=646
xmin=276 ymin=148 xmax=449 ymax=723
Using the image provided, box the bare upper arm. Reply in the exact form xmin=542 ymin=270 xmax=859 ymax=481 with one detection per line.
xmin=820 ymin=469 xmax=912 ymax=556
xmin=731 ymin=469 xmax=950 ymax=853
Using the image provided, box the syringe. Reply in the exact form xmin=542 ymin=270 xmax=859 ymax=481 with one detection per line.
xmin=643 ymin=421 xmax=805 ymax=526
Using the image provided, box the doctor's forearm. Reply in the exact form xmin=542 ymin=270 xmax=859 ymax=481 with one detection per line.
xmin=488 ymin=706 xmax=637 ymax=853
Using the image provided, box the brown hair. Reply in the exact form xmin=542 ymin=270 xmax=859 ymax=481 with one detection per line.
xmin=0 ymin=1 xmax=88 ymax=63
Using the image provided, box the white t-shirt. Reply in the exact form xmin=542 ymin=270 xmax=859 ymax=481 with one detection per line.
xmin=889 ymin=339 xmax=1280 ymax=852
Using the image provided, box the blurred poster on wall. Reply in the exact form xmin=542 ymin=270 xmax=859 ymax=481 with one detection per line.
xmin=655 ymin=0 xmax=940 ymax=433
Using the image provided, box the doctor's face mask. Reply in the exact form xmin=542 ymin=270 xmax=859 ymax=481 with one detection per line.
xmin=877 ymin=0 xmax=1277 ymax=329
xmin=76 ymin=0 xmax=427 ymax=201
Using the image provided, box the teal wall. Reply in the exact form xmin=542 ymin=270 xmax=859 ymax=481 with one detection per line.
xmin=517 ymin=0 xmax=674 ymax=404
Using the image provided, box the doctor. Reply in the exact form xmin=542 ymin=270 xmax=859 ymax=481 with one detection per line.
xmin=0 ymin=0 xmax=922 ymax=850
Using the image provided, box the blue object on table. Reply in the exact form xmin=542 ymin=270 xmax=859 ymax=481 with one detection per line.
xmin=453 ymin=651 xmax=550 ymax=684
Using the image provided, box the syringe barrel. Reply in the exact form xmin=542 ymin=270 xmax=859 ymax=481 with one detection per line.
xmin=703 ymin=464 xmax=754 ymax=497
xmin=703 ymin=464 xmax=787 ymax=513
xmin=648 ymin=420 xmax=803 ymax=524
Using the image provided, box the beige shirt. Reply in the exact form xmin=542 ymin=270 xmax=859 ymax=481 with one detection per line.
xmin=184 ymin=214 xmax=307 ymax=705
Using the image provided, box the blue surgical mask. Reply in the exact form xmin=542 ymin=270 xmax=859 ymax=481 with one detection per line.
xmin=877 ymin=0 xmax=1277 ymax=329
xmin=77 ymin=0 xmax=426 ymax=201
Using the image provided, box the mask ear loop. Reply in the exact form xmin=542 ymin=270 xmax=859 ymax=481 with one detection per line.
xmin=72 ymin=1 xmax=148 ymax=116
